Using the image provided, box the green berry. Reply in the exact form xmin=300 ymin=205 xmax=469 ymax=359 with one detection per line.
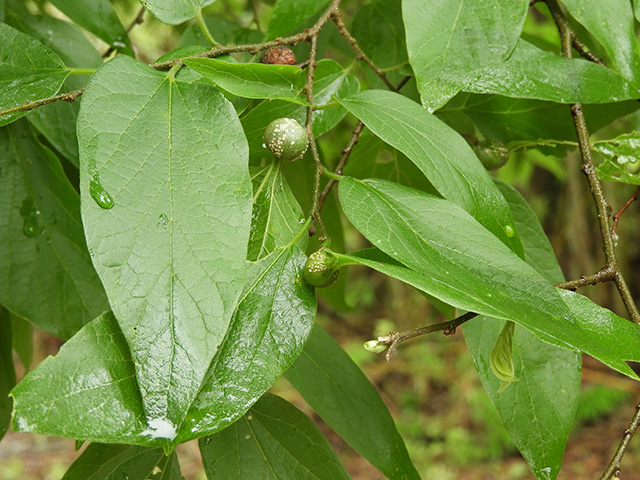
xmin=475 ymin=139 xmax=509 ymax=170
xmin=304 ymin=248 xmax=340 ymax=288
xmin=264 ymin=118 xmax=308 ymax=161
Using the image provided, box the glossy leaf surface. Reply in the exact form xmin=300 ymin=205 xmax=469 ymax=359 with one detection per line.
xmin=62 ymin=443 xmax=183 ymax=480
xmin=593 ymin=132 xmax=640 ymax=184
xmin=200 ymin=393 xmax=349 ymax=479
xmin=48 ymin=0 xmax=131 ymax=54
xmin=286 ymin=325 xmax=420 ymax=480
xmin=78 ymin=55 xmax=252 ymax=433
xmin=183 ymin=58 xmax=307 ymax=104
xmin=266 ymin=0 xmax=331 ymax=40
xmin=336 ymin=90 xmax=522 ymax=254
xmin=403 ymin=0 xmax=528 ymax=110
xmin=0 ymin=22 xmax=69 ymax=126
xmin=0 ymin=122 xmax=109 ymax=339
xmin=467 ymin=40 xmax=639 ymax=103
xmin=338 ymin=177 xmax=640 ymax=378
xmin=464 ymin=180 xmax=581 ymax=480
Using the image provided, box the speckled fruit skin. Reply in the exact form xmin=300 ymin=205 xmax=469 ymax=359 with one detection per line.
xmin=304 ymin=249 xmax=340 ymax=288
xmin=260 ymin=46 xmax=297 ymax=65
xmin=263 ymin=118 xmax=309 ymax=161
xmin=475 ymin=139 xmax=510 ymax=170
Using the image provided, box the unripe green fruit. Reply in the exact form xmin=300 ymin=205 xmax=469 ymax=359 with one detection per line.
xmin=475 ymin=139 xmax=509 ymax=170
xmin=303 ymin=248 xmax=340 ymax=288
xmin=264 ymin=118 xmax=308 ymax=161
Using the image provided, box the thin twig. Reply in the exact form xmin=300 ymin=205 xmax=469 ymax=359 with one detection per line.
xmin=126 ymin=6 xmax=146 ymax=33
xmin=546 ymin=0 xmax=640 ymax=324
xmin=330 ymin=11 xmax=398 ymax=92
xmin=0 ymin=88 xmax=85 ymax=118
xmin=612 ymin=186 xmax=640 ymax=237
xmin=554 ymin=266 xmax=616 ymax=290
xmin=600 ymin=403 xmax=640 ymax=480
xmin=571 ymin=35 xmax=606 ymax=66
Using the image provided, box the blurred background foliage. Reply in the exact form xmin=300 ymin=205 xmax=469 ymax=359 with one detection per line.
xmin=2 ymin=0 xmax=640 ymax=478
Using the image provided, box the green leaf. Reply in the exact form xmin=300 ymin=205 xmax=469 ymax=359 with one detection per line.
xmin=241 ymin=59 xmax=358 ymax=160
xmin=266 ymin=0 xmax=331 ymax=40
xmin=0 ymin=308 xmax=15 ymax=441
xmin=48 ymin=0 xmax=131 ymax=54
xmin=336 ymin=90 xmax=522 ymax=254
xmin=466 ymin=40 xmax=639 ymax=103
xmin=248 ymin=164 xmax=305 ymax=261
xmin=8 ymin=14 xmax=102 ymax=166
xmin=200 ymin=393 xmax=349 ymax=480
xmin=351 ymin=0 xmax=407 ymax=69
xmin=179 ymin=244 xmax=316 ymax=443
xmin=0 ymin=121 xmax=109 ymax=339
xmin=403 ymin=0 xmax=529 ymax=110
xmin=11 ymin=314 xmax=33 ymax=371
xmin=561 ymin=0 xmax=640 ymax=82
xmin=183 ymin=58 xmax=308 ymax=104
xmin=77 ymin=56 xmax=252 ymax=433
xmin=593 ymin=132 xmax=640 ymax=184
xmin=0 ymin=22 xmax=69 ymax=126
xmin=11 ymin=313 xmax=149 ymax=444
xmin=142 ymin=0 xmax=215 ymax=25
xmin=285 ymin=325 xmax=419 ymax=480
xmin=464 ymin=180 xmax=580 ymax=480
xmin=337 ymin=177 xmax=640 ymax=378
xmin=62 ymin=444 xmax=184 ymax=480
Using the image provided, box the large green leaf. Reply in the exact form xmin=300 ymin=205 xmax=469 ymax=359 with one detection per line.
xmin=200 ymin=393 xmax=349 ymax=479
xmin=242 ymin=59 xmax=358 ymax=160
xmin=337 ymin=177 xmax=640 ymax=378
xmin=403 ymin=0 xmax=528 ymax=110
xmin=47 ymin=0 xmax=131 ymax=54
xmin=11 ymin=313 xmax=148 ymax=444
xmin=464 ymin=180 xmax=580 ymax=480
xmin=179 ymin=244 xmax=316 ymax=443
xmin=266 ymin=0 xmax=331 ymax=40
xmin=0 ymin=22 xmax=69 ymax=126
xmin=183 ymin=58 xmax=307 ymax=104
xmin=62 ymin=444 xmax=183 ymax=480
xmin=11 ymin=245 xmax=315 ymax=446
xmin=561 ymin=0 xmax=640 ymax=82
xmin=0 ymin=308 xmax=15 ymax=441
xmin=336 ymin=90 xmax=522 ymax=254
xmin=351 ymin=0 xmax=407 ymax=70
xmin=77 ymin=55 xmax=252 ymax=434
xmin=285 ymin=325 xmax=420 ymax=480
xmin=0 ymin=121 xmax=109 ymax=339
xmin=466 ymin=40 xmax=639 ymax=103
xmin=8 ymin=14 xmax=102 ymax=166
xmin=248 ymin=164 xmax=305 ymax=261
xmin=142 ymin=0 xmax=215 ymax=25
xmin=593 ymin=132 xmax=640 ymax=184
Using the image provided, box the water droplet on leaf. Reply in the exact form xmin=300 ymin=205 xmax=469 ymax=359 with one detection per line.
xmin=20 ymin=198 xmax=40 ymax=237
xmin=504 ymin=225 xmax=515 ymax=237
xmin=89 ymin=172 xmax=114 ymax=210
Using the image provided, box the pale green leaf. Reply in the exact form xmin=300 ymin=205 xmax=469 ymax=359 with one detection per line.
xmin=336 ymin=90 xmax=522 ymax=254
xmin=78 ymin=55 xmax=252 ymax=431
xmin=593 ymin=132 xmax=640 ymax=184
xmin=286 ymin=325 xmax=420 ymax=480
xmin=338 ymin=177 xmax=640 ymax=378
xmin=0 ymin=22 xmax=69 ymax=126
xmin=183 ymin=58 xmax=308 ymax=104
xmin=403 ymin=0 xmax=529 ymax=110
xmin=142 ymin=0 xmax=216 ymax=25
xmin=467 ymin=40 xmax=639 ymax=103
xmin=200 ymin=394 xmax=349 ymax=480
xmin=266 ymin=0 xmax=331 ymax=40
xmin=0 ymin=121 xmax=109 ymax=339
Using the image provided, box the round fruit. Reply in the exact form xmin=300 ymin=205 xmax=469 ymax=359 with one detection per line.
xmin=264 ymin=118 xmax=308 ymax=161
xmin=260 ymin=46 xmax=297 ymax=65
xmin=475 ymin=139 xmax=509 ymax=170
xmin=304 ymin=248 xmax=340 ymax=288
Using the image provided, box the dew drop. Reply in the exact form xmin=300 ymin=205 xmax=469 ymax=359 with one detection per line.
xmin=20 ymin=198 xmax=40 ymax=237
xmin=504 ymin=225 xmax=515 ymax=237
xmin=613 ymin=232 xmax=619 ymax=247
xmin=157 ymin=213 xmax=169 ymax=230
xmin=89 ymin=172 xmax=115 ymax=210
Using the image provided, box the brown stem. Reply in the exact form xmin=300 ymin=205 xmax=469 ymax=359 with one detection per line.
xmin=554 ymin=266 xmax=616 ymax=290
xmin=600 ymin=403 xmax=640 ymax=480
xmin=546 ymin=0 xmax=640 ymax=324
xmin=126 ymin=6 xmax=146 ymax=33
xmin=330 ymin=11 xmax=398 ymax=92
xmin=612 ymin=186 xmax=640 ymax=237
xmin=0 ymin=88 xmax=85 ymax=118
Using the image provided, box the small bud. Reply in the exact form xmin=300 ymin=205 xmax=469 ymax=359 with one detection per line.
xmin=364 ymin=340 xmax=388 ymax=354
xmin=489 ymin=321 xmax=518 ymax=393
